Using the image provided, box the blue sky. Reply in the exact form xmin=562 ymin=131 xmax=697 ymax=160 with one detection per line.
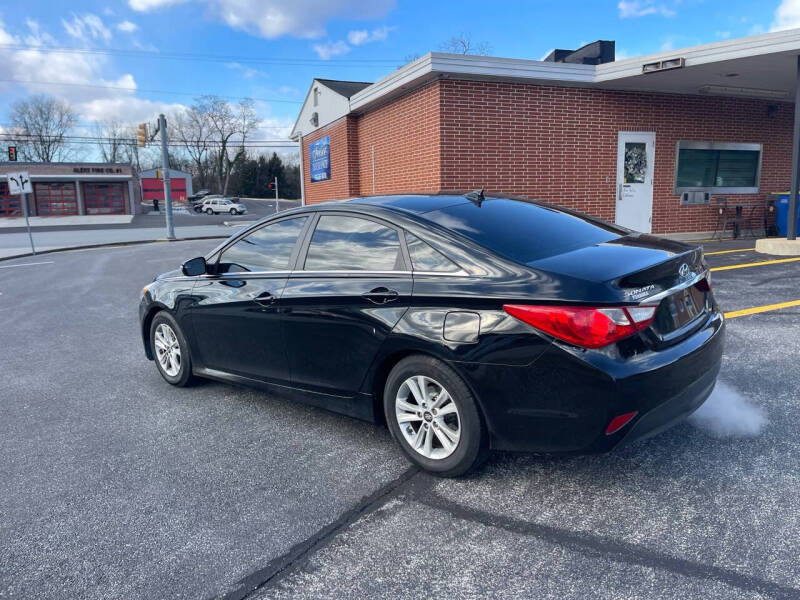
xmin=0 ymin=0 xmax=799 ymax=149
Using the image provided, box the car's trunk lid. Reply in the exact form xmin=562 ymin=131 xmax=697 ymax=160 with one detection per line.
xmin=526 ymin=233 xmax=711 ymax=341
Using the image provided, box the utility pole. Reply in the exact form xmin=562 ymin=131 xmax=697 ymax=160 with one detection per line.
xmin=274 ymin=176 xmax=279 ymax=212
xmin=158 ymin=114 xmax=175 ymax=240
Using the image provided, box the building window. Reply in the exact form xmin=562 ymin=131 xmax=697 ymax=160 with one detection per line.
xmin=0 ymin=182 xmax=22 ymax=217
xmin=34 ymin=182 xmax=77 ymax=216
xmin=84 ymin=182 xmax=126 ymax=214
xmin=674 ymin=141 xmax=762 ymax=195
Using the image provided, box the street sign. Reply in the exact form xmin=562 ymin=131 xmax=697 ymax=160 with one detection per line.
xmin=7 ymin=171 xmax=32 ymax=195
xmin=8 ymin=146 xmax=17 ymax=161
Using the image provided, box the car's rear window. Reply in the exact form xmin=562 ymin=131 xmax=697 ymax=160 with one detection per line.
xmin=425 ymin=199 xmax=624 ymax=264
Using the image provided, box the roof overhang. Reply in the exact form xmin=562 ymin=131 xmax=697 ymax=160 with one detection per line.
xmin=330 ymin=28 xmax=800 ymax=123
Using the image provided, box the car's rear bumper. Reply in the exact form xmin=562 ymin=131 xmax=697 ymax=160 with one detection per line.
xmin=459 ymin=309 xmax=725 ymax=453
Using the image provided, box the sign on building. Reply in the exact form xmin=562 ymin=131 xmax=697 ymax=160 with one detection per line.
xmin=309 ymin=136 xmax=331 ymax=182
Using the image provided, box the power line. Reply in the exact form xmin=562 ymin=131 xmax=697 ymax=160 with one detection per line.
xmin=0 ymin=43 xmax=402 ymax=66
xmin=0 ymin=78 xmax=302 ymax=104
xmin=0 ymin=137 xmax=297 ymax=150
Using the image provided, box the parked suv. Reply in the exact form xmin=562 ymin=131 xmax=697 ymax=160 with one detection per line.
xmin=200 ymin=197 xmax=247 ymax=215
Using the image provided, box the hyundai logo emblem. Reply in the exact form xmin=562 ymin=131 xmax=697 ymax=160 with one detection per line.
xmin=679 ymin=263 xmax=691 ymax=278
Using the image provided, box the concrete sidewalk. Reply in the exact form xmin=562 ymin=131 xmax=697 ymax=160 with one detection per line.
xmin=0 ymin=225 xmax=235 ymax=259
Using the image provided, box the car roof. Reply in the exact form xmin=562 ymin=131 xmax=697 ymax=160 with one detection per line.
xmin=348 ymin=194 xmax=470 ymax=214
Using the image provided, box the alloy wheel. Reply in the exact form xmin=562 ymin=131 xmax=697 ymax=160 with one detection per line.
xmin=154 ymin=323 xmax=181 ymax=377
xmin=395 ymin=375 xmax=460 ymax=460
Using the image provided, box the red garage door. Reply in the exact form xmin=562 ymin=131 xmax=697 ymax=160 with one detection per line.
xmin=141 ymin=178 xmax=188 ymax=203
xmin=0 ymin=182 xmax=22 ymax=217
xmin=84 ymin=182 xmax=126 ymax=214
xmin=34 ymin=182 xmax=77 ymax=216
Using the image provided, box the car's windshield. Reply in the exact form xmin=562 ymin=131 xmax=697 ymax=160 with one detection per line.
xmin=425 ymin=198 xmax=625 ymax=264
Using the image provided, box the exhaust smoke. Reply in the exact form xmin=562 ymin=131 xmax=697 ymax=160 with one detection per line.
xmin=688 ymin=381 xmax=767 ymax=438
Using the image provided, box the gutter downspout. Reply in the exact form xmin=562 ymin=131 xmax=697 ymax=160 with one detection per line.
xmin=295 ymin=132 xmax=306 ymax=206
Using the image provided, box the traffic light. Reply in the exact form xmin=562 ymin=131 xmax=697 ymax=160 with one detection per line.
xmin=267 ymin=183 xmax=273 ymax=190
xmin=8 ymin=146 xmax=16 ymax=161
xmin=137 ymin=123 xmax=148 ymax=148
xmin=156 ymin=169 xmax=162 ymax=180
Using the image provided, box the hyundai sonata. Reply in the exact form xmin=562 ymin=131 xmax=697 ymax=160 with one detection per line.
xmin=139 ymin=193 xmax=724 ymax=476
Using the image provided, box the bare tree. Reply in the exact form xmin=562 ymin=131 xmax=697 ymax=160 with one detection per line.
xmin=10 ymin=94 xmax=78 ymax=162
xmin=172 ymin=107 xmax=212 ymax=190
xmin=95 ymin=119 xmax=131 ymax=163
xmin=440 ymin=33 xmax=492 ymax=56
xmin=196 ymin=95 xmax=260 ymax=195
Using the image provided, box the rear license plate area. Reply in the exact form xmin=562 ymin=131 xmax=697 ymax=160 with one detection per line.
xmin=653 ymin=284 xmax=707 ymax=335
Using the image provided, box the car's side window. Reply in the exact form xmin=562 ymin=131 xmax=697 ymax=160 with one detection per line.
xmin=405 ymin=233 xmax=461 ymax=273
xmin=304 ymin=215 xmax=404 ymax=272
xmin=218 ymin=217 xmax=308 ymax=273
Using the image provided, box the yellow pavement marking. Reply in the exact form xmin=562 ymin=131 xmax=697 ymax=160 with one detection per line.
xmin=710 ymin=256 xmax=800 ymax=272
xmin=704 ymin=247 xmax=755 ymax=256
xmin=725 ymin=299 xmax=800 ymax=319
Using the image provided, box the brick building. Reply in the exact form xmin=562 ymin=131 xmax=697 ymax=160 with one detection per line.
xmin=291 ymin=31 xmax=800 ymax=237
xmin=0 ymin=162 xmax=140 ymax=218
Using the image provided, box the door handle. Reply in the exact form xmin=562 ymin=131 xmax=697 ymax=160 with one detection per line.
xmin=361 ymin=287 xmax=399 ymax=304
xmin=253 ymin=290 xmax=276 ymax=306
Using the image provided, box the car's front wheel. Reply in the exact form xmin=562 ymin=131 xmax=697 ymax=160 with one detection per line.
xmin=205 ymin=208 xmax=213 ymax=215
xmin=150 ymin=312 xmax=194 ymax=386
xmin=384 ymin=355 xmax=488 ymax=477
xmin=229 ymin=208 xmax=238 ymax=215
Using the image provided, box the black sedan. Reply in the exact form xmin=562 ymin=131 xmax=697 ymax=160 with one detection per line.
xmin=139 ymin=193 xmax=724 ymax=476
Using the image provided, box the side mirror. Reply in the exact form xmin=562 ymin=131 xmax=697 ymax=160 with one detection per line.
xmin=181 ymin=256 xmax=208 ymax=277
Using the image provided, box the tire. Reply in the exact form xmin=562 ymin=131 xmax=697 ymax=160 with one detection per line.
xmin=205 ymin=208 xmax=214 ymax=215
xmin=230 ymin=208 xmax=238 ymax=215
xmin=150 ymin=311 xmax=194 ymax=387
xmin=384 ymin=355 xmax=488 ymax=477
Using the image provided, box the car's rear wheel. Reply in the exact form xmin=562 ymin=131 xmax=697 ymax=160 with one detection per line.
xmin=150 ymin=312 xmax=194 ymax=387
xmin=205 ymin=208 xmax=213 ymax=215
xmin=384 ymin=355 xmax=488 ymax=477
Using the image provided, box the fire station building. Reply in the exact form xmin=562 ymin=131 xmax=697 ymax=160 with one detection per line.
xmin=0 ymin=162 xmax=140 ymax=218
xmin=291 ymin=30 xmax=800 ymax=237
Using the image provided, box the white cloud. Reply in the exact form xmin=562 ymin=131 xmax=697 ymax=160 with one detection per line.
xmin=346 ymin=25 xmax=391 ymax=46
xmin=225 ymin=61 xmax=267 ymax=79
xmin=618 ymin=0 xmax=675 ymax=18
xmin=62 ymin=14 xmax=112 ymax=43
xmin=312 ymin=40 xmax=350 ymax=60
xmin=772 ymin=0 xmax=800 ymax=31
xmin=116 ymin=20 xmax=139 ymax=33
xmin=129 ymin=0 xmax=189 ymax=11
xmin=0 ymin=18 xmax=178 ymax=125
xmin=129 ymin=0 xmax=394 ymax=39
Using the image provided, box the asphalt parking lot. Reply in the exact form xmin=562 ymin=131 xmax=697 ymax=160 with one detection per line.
xmin=1 ymin=237 xmax=799 ymax=599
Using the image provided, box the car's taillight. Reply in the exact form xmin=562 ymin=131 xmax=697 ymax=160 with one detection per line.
xmin=503 ymin=304 xmax=657 ymax=349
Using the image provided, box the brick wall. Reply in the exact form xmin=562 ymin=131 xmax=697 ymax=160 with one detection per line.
xmin=302 ymin=78 xmax=793 ymax=234
xmin=355 ymin=81 xmax=442 ymax=196
xmin=302 ymin=116 xmax=360 ymax=205
xmin=439 ymin=80 xmax=792 ymax=234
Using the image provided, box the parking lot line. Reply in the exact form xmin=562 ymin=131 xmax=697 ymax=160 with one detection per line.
xmin=0 ymin=261 xmax=55 ymax=269
xmin=724 ymin=299 xmax=800 ymax=319
xmin=703 ymin=247 xmax=755 ymax=256
xmin=710 ymin=256 xmax=800 ymax=272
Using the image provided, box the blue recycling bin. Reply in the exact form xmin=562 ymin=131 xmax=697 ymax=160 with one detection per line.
xmin=776 ymin=194 xmax=800 ymax=237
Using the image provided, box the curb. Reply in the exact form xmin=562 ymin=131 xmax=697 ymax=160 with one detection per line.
xmin=0 ymin=235 xmax=229 ymax=263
